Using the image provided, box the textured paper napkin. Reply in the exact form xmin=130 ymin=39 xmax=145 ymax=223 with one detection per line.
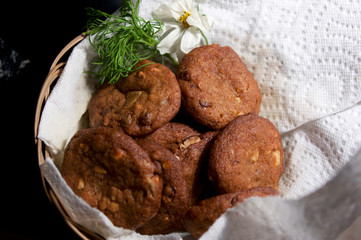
xmin=38 ymin=0 xmax=361 ymax=239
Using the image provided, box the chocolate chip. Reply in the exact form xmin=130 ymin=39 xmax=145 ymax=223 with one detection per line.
xmin=231 ymin=196 xmax=238 ymax=206
xmin=139 ymin=112 xmax=152 ymax=126
xmin=164 ymin=185 xmax=175 ymax=199
xmin=179 ymin=69 xmax=191 ymax=81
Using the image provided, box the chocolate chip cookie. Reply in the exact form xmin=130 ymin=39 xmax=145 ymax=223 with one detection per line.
xmin=208 ymin=113 xmax=284 ymax=193
xmin=139 ymin=122 xmax=200 ymax=154
xmin=183 ymin=187 xmax=277 ymax=239
xmin=175 ymin=131 xmax=218 ymax=204
xmin=61 ymin=127 xmax=163 ymax=229
xmin=139 ymin=123 xmax=215 ymax=203
xmin=177 ymin=44 xmax=262 ymax=130
xmin=135 ymin=139 xmax=190 ymax=235
xmin=88 ymin=60 xmax=181 ymax=136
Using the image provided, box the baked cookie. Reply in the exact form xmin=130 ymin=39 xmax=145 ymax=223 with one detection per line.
xmin=135 ymin=139 xmax=190 ymax=235
xmin=61 ymin=127 xmax=163 ymax=229
xmin=177 ymin=44 xmax=262 ymax=130
xmin=139 ymin=123 xmax=215 ymax=204
xmin=183 ymin=187 xmax=277 ymax=239
xmin=88 ymin=60 xmax=181 ymax=136
xmin=208 ymin=113 xmax=284 ymax=193
xmin=139 ymin=122 xmax=200 ymax=154
xmin=174 ymin=131 xmax=218 ymax=204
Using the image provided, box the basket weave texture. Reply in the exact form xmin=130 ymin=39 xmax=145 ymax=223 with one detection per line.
xmin=34 ymin=34 xmax=104 ymax=240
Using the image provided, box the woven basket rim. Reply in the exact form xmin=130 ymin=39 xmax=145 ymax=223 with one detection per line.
xmin=34 ymin=33 xmax=104 ymax=240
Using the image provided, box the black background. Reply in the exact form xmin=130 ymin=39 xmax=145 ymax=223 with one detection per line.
xmin=0 ymin=1 xmax=122 ymax=239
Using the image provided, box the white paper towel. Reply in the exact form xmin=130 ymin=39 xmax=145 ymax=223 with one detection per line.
xmin=38 ymin=39 xmax=98 ymax=157
xmin=38 ymin=0 xmax=361 ymax=239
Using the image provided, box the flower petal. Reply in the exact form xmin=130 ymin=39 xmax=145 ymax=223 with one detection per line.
xmin=187 ymin=14 xmax=204 ymax=30
xmin=171 ymin=0 xmax=193 ymax=14
xmin=157 ymin=25 xmax=185 ymax=55
xmin=200 ymin=14 xmax=214 ymax=30
xmin=180 ymin=27 xmax=203 ymax=54
xmin=156 ymin=22 xmax=179 ymax=37
xmin=176 ymin=48 xmax=186 ymax=63
xmin=187 ymin=12 xmax=213 ymax=33
xmin=154 ymin=0 xmax=193 ymax=22
xmin=153 ymin=0 xmax=214 ymax=62
xmin=152 ymin=4 xmax=177 ymax=22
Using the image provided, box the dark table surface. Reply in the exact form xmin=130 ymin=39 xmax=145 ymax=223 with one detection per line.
xmin=0 ymin=1 xmax=122 ymax=239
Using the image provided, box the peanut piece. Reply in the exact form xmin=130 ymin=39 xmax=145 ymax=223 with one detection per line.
xmin=162 ymin=161 xmax=172 ymax=170
xmin=159 ymin=99 xmax=168 ymax=106
xmin=77 ymin=178 xmax=85 ymax=190
xmin=79 ymin=143 xmax=89 ymax=153
xmin=199 ymin=100 xmax=212 ymax=108
xmin=149 ymin=175 xmax=161 ymax=196
xmin=108 ymin=202 xmax=120 ymax=212
xmin=251 ymin=149 xmax=259 ymax=163
xmin=110 ymin=186 xmax=120 ymax=201
xmin=125 ymin=91 xmax=143 ymax=108
xmin=111 ymin=148 xmax=127 ymax=161
xmin=237 ymin=111 xmax=246 ymax=116
xmin=138 ymin=71 xmax=145 ymax=79
xmin=99 ymin=197 xmax=110 ymax=211
xmin=94 ymin=166 xmax=107 ymax=174
xmin=272 ymin=150 xmax=281 ymax=166
xmin=180 ymin=136 xmax=201 ymax=149
xmin=150 ymin=67 xmax=161 ymax=73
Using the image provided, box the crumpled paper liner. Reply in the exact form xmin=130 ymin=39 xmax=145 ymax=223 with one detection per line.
xmin=203 ymin=147 xmax=361 ymax=240
xmin=38 ymin=0 xmax=361 ymax=239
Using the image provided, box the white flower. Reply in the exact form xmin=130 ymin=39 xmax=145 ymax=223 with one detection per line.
xmin=153 ymin=0 xmax=213 ymax=62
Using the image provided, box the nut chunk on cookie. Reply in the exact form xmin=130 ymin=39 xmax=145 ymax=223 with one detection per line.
xmin=209 ymin=113 xmax=284 ymax=193
xmin=88 ymin=60 xmax=181 ymax=136
xmin=61 ymin=127 xmax=163 ymax=230
xmin=177 ymin=44 xmax=262 ymax=130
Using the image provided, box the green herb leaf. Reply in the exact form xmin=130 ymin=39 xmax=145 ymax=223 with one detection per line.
xmin=85 ymin=0 xmax=165 ymax=85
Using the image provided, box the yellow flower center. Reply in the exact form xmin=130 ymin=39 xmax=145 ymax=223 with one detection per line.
xmin=179 ymin=11 xmax=191 ymax=28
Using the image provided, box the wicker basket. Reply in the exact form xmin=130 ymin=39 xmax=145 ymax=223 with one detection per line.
xmin=34 ymin=34 xmax=105 ymax=240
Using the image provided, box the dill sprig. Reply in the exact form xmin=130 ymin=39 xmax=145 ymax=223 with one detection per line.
xmin=85 ymin=0 xmax=168 ymax=84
